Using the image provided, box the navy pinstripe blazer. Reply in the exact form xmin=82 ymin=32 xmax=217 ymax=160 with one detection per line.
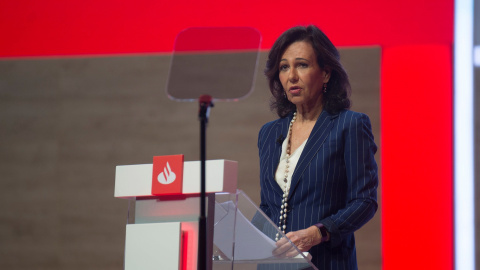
xmin=258 ymin=109 xmax=378 ymax=270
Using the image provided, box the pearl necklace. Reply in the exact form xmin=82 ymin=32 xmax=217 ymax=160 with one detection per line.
xmin=275 ymin=112 xmax=296 ymax=241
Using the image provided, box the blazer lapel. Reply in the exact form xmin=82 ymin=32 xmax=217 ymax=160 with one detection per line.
xmin=288 ymin=110 xmax=338 ymax=198
xmin=267 ymin=114 xmax=292 ymax=197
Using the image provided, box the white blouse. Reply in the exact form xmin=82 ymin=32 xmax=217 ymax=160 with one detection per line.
xmin=275 ymin=133 xmax=308 ymax=190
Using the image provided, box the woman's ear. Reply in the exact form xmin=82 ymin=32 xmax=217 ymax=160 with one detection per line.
xmin=323 ymin=68 xmax=331 ymax=83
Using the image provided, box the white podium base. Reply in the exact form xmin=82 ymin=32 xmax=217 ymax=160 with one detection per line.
xmin=125 ymin=222 xmax=181 ymax=270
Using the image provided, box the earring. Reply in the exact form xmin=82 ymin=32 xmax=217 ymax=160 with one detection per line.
xmin=284 ymin=92 xmax=287 ymax=98
xmin=323 ymin=83 xmax=327 ymax=93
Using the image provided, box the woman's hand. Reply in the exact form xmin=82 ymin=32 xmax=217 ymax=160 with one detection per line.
xmin=272 ymin=225 xmax=323 ymax=257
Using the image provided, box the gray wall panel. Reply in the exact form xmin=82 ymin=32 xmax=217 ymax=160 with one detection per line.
xmin=0 ymin=48 xmax=381 ymax=269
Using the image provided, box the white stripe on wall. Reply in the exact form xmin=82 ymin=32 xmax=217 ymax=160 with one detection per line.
xmin=454 ymin=0 xmax=475 ymax=269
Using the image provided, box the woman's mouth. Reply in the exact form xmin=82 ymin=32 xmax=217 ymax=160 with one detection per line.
xmin=289 ymin=86 xmax=302 ymax=95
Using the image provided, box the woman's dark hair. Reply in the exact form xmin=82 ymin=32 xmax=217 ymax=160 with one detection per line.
xmin=265 ymin=25 xmax=351 ymax=117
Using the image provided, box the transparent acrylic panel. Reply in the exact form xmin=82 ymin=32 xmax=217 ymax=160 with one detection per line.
xmin=126 ymin=197 xmax=136 ymax=224
xmin=131 ymin=196 xmax=204 ymax=224
xmin=166 ymin=27 xmax=261 ymax=102
xmin=213 ymin=190 xmax=318 ymax=270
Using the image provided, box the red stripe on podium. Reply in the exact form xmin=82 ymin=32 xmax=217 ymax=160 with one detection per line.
xmin=182 ymin=230 xmax=188 ymax=270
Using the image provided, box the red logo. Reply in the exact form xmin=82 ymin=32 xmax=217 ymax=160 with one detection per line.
xmin=152 ymin=155 xmax=184 ymax=195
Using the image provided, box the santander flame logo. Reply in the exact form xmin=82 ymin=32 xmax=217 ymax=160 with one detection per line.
xmin=157 ymin=162 xmax=176 ymax=184
xmin=152 ymin=155 xmax=183 ymax=195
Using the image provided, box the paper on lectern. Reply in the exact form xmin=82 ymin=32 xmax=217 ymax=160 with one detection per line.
xmin=213 ymin=201 xmax=277 ymax=260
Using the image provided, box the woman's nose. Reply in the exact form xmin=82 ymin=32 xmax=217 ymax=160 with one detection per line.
xmin=288 ymin=69 xmax=298 ymax=82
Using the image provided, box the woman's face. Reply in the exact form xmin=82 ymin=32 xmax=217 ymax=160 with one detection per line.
xmin=278 ymin=41 xmax=330 ymax=109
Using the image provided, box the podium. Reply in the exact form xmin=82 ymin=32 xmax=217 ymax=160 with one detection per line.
xmin=115 ymin=159 xmax=318 ymax=270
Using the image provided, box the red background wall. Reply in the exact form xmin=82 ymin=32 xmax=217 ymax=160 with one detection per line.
xmin=0 ymin=1 xmax=454 ymax=269
xmin=0 ymin=0 xmax=452 ymax=56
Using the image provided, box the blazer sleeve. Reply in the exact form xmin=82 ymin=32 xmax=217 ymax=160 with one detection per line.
xmin=320 ymin=113 xmax=378 ymax=247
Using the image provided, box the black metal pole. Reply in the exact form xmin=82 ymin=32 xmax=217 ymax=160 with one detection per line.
xmin=198 ymin=95 xmax=212 ymax=270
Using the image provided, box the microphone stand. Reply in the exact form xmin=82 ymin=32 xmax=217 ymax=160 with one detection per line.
xmin=197 ymin=95 xmax=213 ymax=270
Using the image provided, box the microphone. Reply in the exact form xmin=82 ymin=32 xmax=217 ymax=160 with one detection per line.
xmin=276 ymin=134 xmax=285 ymax=144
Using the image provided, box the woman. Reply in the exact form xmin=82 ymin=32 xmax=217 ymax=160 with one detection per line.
xmin=258 ymin=25 xmax=378 ymax=269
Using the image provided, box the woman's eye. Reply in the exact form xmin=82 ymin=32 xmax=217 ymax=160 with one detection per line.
xmin=299 ymin=63 xmax=308 ymax=68
xmin=280 ymin=65 xmax=288 ymax=71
